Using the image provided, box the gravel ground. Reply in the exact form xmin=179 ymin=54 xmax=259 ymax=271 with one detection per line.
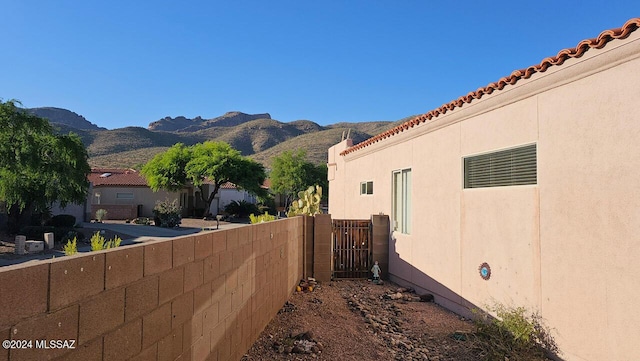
xmin=243 ymin=279 xmax=481 ymax=361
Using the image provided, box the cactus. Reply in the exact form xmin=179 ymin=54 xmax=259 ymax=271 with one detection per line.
xmin=287 ymin=185 xmax=323 ymax=217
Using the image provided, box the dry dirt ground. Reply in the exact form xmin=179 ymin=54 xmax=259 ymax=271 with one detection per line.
xmin=243 ymin=279 xmax=483 ymax=361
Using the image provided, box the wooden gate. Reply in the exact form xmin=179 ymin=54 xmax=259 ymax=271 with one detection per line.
xmin=332 ymin=219 xmax=371 ymax=279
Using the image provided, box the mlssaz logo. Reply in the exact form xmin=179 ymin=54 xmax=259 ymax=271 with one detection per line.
xmin=35 ymin=340 xmax=76 ymax=349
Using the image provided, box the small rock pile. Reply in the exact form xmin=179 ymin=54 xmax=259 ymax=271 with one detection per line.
xmin=384 ymin=287 xmax=434 ymax=303
xmin=344 ymin=286 xmax=446 ymax=361
xmin=272 ymin=331 xmax=323 ymax=355
xmin=277 ymin=301 xmax=296 ymax=314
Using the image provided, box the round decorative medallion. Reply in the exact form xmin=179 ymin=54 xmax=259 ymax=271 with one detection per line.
xmin=479 ymin=262 xmax=491 ymax=280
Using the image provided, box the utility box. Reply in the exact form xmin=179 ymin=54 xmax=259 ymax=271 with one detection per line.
xmin=14 ymin=235 xmax=26 ymax=255
xmin=44 ymin=232 xmax=55 ymax=250
xmin=25 ymin=240 xmax=45 ymax=253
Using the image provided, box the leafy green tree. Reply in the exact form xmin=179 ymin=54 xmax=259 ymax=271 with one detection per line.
xmin=142 ymin=141 xmax=267 ymax=217
xmin=270 ymin=149 xmax=328 ymax=208
xmin=0 ymin=100 xmax=90 ymax=232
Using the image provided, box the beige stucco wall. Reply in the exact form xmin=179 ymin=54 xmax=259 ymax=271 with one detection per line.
xmin=92 ymin=186 xmax=184 ymax=218
xmin=328 ymin=31 xmax=640 ymax=361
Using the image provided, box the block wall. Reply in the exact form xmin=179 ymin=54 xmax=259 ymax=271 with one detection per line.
xmin=90 ymin=204 xmax=137 ymax=220
xmin=0 ymin=216 xmax=304 ymax=361
xmin=312 ymin=214 xmax=332 ymax=282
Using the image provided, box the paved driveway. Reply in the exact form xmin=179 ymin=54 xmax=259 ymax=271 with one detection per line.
xmin=81 ymin=222 xmax=201 ymax=240
xmin=0 ymin=220 xmax=250 ymax=267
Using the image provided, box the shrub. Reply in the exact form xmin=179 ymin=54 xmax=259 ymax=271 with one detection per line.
xmin=20 ymin=226 xmax=85 ymax=243
xmin=153 ymin=198 xmax=182 ymax=228
xmin=47 ymin=214 xmax=76 ymax=228
xmin=90 ymin=231 xmax=122 ymax=251
xmin=249 ymin=212 xmax=276 ymax=224
xmin=58 ymin=228 xmax=85 ymax=243
xmin=133 ymin=217 xmax=152 ymax=225
xmin=95 ymin=209 xmax=108 ymax=222
xmin=19 ymin=226 xmax=55 ymax=240
xmin=224 ymin=200 xmax=259 ymax=218
xmin=64 ymin=237 xmax=77 ymax=256
xmin=470 ymin=303 xmax=559 ymax=360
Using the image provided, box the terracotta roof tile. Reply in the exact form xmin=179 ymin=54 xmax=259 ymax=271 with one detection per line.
xmin=88 ymin=168 xmax=148 ymax=187
xmin=341 ymin=17 xmax=640 ymax=156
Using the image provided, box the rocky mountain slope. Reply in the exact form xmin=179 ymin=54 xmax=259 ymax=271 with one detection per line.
xmin=37 ymin=108 xmax=414 ymax=169
xmin=27 ymin=107 xmax=104 ymax=131
xmin=148 ymin=111 xmax=272 ymax=132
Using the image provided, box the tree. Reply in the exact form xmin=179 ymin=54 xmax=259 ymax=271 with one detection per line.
xmin=142 ymin=141 xmax=267 ymax=217
xmin=0 ymin=100 xmax=90 ymax=232
xmin=269 ymin=149 xmax=328 ymax=209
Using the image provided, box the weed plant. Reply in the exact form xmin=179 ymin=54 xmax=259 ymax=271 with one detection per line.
xmin=470 ymin=304 xmax=559 ymax=360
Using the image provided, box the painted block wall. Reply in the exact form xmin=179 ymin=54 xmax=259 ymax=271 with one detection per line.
xmin=328 ymin=31 xmax=640 ymax=360
xmin=0 ymin=216 xmax=304 ymax=361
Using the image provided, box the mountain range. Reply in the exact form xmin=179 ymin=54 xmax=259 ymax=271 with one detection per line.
xmin=28 ymin=107 xmax=414 ymax=168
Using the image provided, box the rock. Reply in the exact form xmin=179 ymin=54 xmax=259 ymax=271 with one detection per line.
xmin=388 ymin=292 xmax=403 ymax=300
xmin=419 ymin=293 xmax=434 ymax=302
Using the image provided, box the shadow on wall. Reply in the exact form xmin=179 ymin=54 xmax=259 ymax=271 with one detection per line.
xmin=388 ymin=237 xmax=565 ymax=361
xmin=388 ymin=235 xmax=479 ymax=318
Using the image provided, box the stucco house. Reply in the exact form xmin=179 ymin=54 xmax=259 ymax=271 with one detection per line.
xmin=328 ymin=18 xmax=640 ymax=361
xmin=88 ymin=168 xmax=260 ymax=220
xmin=88 ymin=168 xmax=187 ymax=220
xmin=194 ymin=181 xmax=260 ymax=216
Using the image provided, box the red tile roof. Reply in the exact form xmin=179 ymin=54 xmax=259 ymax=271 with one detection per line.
xmin=341 ymin=17 xmax=640 ymax=156
xmin=89 ymin=168 xmax=148 ymax=187
xmin=89 ymin=169 xmax=270 ymax=189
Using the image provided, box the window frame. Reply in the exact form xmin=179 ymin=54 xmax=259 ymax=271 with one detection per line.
xmin=115 ymin=192 xmax=134 ymax=200
xmin=392 ymin=168 xmax=411 ymax=234
xmin=463 ymin=143 xmax=537 ymax=189
xmin=360 ymin=181 xmax=373 ymax=195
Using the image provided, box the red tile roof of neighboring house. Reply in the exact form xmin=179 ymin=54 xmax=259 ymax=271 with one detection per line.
xmin=200 ymin=181 xmax=269 ymax=190
xmin=220 ymin=182 xmax=237 ymax=189
xmin=89 ymin=168 xmax=148 ymax=187
xmin=341 ymin=17 xmax=640 ymax=156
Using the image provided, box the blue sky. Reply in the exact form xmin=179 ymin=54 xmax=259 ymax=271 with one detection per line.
xmin=1 ymin=1 xmax=638 ymax=129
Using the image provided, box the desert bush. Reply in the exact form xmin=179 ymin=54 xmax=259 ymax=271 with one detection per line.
xmin=133 ymin=217 xmax=152 ymax=225
xmin=59 ymin=228 xmax=85 ymax=243
xmin=19 ymin=226 xmax=55 ymax=240
xmin=90 ymin=231 xmax=122 ymax=251
xmin=153 ymin=198 xmax=182 ymax=228
xmin=47 ymin=214 xmax=76 ymax=228
xmin=64 ymin=237 xmax=77 ymax=256
xmin=470 ymin=303 xmax=559 ymax=360
xmin=95 ymin=209 xmax=108 ymax=222
xmin=20 ymin=225 xmax=85 ymax=243
xmin=224 ymin=200 xmax=259 ymax=218
xmin=249 ymin=212 xmax=276 ymax=224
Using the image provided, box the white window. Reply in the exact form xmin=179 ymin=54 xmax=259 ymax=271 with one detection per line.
xmin=392 ymin=169 xmax=411 ymax=234
xmin=360 ymin=181 xmax=373 ymax=195
xmin=116 ymin=192 xmax=134 ymax=199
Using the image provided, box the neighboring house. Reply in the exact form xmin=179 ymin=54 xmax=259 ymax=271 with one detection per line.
xmin=88 ymin=168 xmax=188 ymax=220
xmin=328 ymin=18 xmax=640 ymax=361
xmin=88 ymin=168 xmax=261 ymax=219
xmin=196 ymin=181 xmax=259 ymax=216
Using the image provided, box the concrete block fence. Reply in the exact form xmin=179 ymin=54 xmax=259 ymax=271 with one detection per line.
xmin=0 ymin=216 xmax=308 ymax=361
